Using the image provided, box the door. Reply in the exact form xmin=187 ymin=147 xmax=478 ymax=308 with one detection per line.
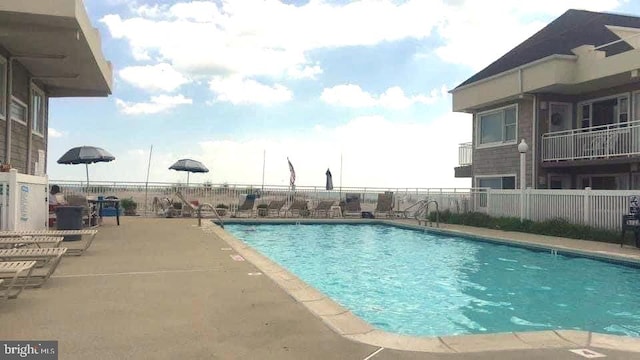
xmin=549 ymin=102 xmax=572 ymax=132
xmin=548 ymin=174 xmax=571 ymax=189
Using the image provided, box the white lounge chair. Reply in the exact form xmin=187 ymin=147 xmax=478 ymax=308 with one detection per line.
xmin=0 ymin=261 xmax=37 ymax=299
xmin=0 ymin=237 xmax=64 ymax=249
xmin=0 ymin=248 xmax=67 ymax=287
xmin=0 ymin=230 xmax=97 ymax=256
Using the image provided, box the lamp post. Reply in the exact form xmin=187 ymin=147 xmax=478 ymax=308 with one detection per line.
xmin=518 ymin=139 xmax=528 ymax=221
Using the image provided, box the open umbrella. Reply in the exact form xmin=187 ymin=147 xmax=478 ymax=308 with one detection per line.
xmin=57 ymin=146 xmax=115 ymax=187
xmin=169 ymin=159 xmax=209 ymax=185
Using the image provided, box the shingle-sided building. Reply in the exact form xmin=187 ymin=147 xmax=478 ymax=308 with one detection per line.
xmin=0 ymin=0 xmax=112 ymax=175
xmin=452 ymin=9 xmax=640 ymax=190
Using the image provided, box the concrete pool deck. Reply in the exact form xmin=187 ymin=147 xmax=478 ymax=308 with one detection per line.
xmin=1 ymin=217 xmax=639 ymax=359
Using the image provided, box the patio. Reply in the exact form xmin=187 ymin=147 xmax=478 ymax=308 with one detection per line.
xmin=1 ymin=217 xmax=639 ymax=359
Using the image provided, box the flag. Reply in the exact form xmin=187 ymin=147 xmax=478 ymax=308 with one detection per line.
xmin=325 ymin=168 xmax=333 ymax=190
xmin=287 ymin=157 xmax=296 ymax=188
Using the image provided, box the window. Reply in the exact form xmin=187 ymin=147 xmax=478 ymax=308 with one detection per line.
xmin=0 ymin=58 xmax=5 ymax=120
xmin=477 ymin=176 xmax=516 ymax=189
xmin=578 ymin=174 xmax=628 ymax=190
xmin=31 ymin=86 xmax=45 ymax=136
xmin=478 ymin=105 xmax=517 ymax=146
xmin=578 ymin=94 xmax=629 ymax=129
xmin=10 ymin=98 xmax=27 ymax=124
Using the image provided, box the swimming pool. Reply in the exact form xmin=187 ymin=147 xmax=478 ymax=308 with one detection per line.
xmin=225 ymin=223 xmax=640 ymax=337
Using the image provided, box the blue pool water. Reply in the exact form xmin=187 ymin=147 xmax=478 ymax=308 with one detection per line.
xmin=225 ymin=223 xmax=640 ymax=337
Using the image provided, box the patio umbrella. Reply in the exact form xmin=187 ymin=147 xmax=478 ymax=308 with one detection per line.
xmin=169 ymin=159 xmax=209 ymax=185
xmin=57 ymin=146 xmax=115 ymax=187
xmin=326 ymin=168 xmax=333 ymax=190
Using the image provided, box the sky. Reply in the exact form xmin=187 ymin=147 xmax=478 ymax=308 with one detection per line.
xmin=47 ymin=0 xmax=639 ymax=188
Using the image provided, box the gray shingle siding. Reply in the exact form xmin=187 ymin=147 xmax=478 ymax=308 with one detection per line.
xmin=472 ymin=98 xmax=534 ymax=188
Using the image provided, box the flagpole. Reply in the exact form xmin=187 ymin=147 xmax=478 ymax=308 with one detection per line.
xmin=339 ymin=153 xmax=343 ymax=198
xmin=144 ymin=145 xmax=153 ymax=216
xmin=261 ymin=149 xmax=266 ymax=191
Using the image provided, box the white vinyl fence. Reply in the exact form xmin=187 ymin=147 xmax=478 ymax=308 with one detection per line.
xmin=482 ymin=189 xmax=639 ymax=231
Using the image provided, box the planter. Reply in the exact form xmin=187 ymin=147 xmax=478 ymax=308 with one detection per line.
xmin=215 ymin=208 xmax=227 ymax=216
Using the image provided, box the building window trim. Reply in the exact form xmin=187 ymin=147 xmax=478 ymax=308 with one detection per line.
xmin=31 ymin=84 xmax=45 ymax=137
xmin=475 ymin=173 xmax=518 ymax=189
xmin=577 ymin=92 xmax=630 ymax=128
xmin=475 ymin=104 xmax=518 ymax=149
xmin=10 ymin=96 xmax=28 ymax=125
xmin=633 ymin=90 xmax=640 ymax=122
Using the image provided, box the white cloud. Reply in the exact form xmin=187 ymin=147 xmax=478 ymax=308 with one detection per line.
xmin=100 ymin=0 xmax=443 ymax=80
xmin=321 ymin=84 xmax=448 ymax=108
xmin=48 ymin=128 xmax=64 ymax=138
xmin=208 ymin=76 xmax=293 ymax=105
xmin=433 ymin=0 xmax=621 ymax=70
xmin=119 ymin=63 xmax=190 ymax=92
xmin=115 ymin=94 xmax=193 ymax=115
xmin=287 ymin=65 xmax=323 ymax=80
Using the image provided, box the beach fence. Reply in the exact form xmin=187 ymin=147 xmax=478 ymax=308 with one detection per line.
xmin=51 ymin=180 xmax=476 ymax=217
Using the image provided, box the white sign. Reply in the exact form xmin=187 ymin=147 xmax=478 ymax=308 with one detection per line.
xmin=19 ymin=185 xmax=29 ymax=221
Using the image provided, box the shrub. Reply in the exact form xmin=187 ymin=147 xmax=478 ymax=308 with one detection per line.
xmin=432 ymin=211 xmax=629 ymax=244
xmin=120 ymin=198 xmax=137 ymax=216
xmin=215 ymin=203 xmax=229 ymax=209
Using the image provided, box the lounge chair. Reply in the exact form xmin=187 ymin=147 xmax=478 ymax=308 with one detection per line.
xmin=0 ymin=248 xmax=67 ymax=287
xmin=0 ymin=261 xmax=37 ymax=300
xmin=0 ymin=230 xmax=97 ymax=256
xmin=173 ymin=192 xmax=207 ymax=217
xmin=153 ymin=196 xmax=178 ymax=218
xmin=374 ymin=193 xmax=394 ymax=218
xmin=267 ymin=200 xmax=286 ymax=217
xmin=311 ymin=200 xmax=335 ymax=217
xmin=234 ymin=194 xmax=256 ymax=218
xmin=0 ymin=236 xmax=64 ymax=249
xmin=285 ymin=199 xmax=309 ymax=217
xmin=342 ymin=193 xmax=362 ymax=217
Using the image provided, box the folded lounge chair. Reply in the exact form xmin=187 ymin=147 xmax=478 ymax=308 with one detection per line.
xmin=0 ymin=248 xmax=67 ymax=287
xmin=311 ymin=200 xmax=335 ymax=218
xmin=285 ymin=199 xmax=309 ymax=217
xmin=374 ymin=193 xmax=394 ymax=218
xmin=234 ymin=194 xmax=256 ymax=218
xmin=267 ymin=200 xmax=286 ymax=217
xmin=0 ymin=261 xmax=37 ymax=300
xmin=342 ymin=193 xmax=362 ymax=217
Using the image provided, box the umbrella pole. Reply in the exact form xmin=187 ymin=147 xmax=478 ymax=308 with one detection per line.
xmin=187 ymin=172 xmax=190 ymax=187
xmin=85 ymin=163 xmax=90 ymax=195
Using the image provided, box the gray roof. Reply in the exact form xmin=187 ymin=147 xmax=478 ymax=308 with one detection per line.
xmin=455 ymin=9 xmax=640 ymax=89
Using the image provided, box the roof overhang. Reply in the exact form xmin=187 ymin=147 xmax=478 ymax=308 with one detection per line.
xmin=0 ymin=0 xmax=113 ymax=97
xmin=451 ymin=46 xmax=640 ymax=113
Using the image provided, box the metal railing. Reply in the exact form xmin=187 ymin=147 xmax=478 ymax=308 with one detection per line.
xmin=458 ymin=142 xmax=473 ymax=166
xmin=51 ymin=180 xmax=476 ymax=218
xmin=542 ymin=120 xmax=640 ymax=161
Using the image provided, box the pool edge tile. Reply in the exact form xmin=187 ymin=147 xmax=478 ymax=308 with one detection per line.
xmin=322 ymin=311 xmax=374 ymax=336
xmin=346 ymin=330 xmax=455 ymax=353
xmin=553 ymin=330 xmax=590 ymax=346
xmin=514 ymin=331 xmax=578 ymax=348
xmin=439 ymin=332 xmax=533 ymax=353
xmin=590 ymin=332 xmax=640 ymax=352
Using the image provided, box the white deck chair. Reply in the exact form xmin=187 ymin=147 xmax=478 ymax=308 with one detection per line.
xmin=0 ymin=248 xmax=67 ymax=287
xmin=0 ymin=237 xmax=64 ymax=249
xmin=0 ymin=261 xmax=37 ymax=299
xmin=0 ymin=230 xmax=97 ymax=256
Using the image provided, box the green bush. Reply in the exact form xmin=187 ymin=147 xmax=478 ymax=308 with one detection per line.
xmin=256 ymin=204 xmax=268 ymax=209
xmin=430 ymin=211 xmax=630 ymax=244
xmin=215 ymin=203 xmax=229 ymax=209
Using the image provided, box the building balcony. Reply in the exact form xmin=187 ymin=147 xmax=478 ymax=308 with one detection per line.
xmin=455 ymin=142 xmax=472 ymax=178
xmin=541 ymin=120 xmax=640 ymax=165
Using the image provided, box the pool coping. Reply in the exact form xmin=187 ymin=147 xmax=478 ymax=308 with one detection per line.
xmin=205 ymin=219 xmax=640 ymax=353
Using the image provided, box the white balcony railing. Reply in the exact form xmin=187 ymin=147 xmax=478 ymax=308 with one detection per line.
xmin=542 ymin=120 xmax=640 ymax=161
xmin=458 ymin=142 xmax=472 ymax=166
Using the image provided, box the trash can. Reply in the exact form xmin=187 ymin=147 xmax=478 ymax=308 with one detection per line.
xmin=55 ymin=206 xmax=84 ymax=241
